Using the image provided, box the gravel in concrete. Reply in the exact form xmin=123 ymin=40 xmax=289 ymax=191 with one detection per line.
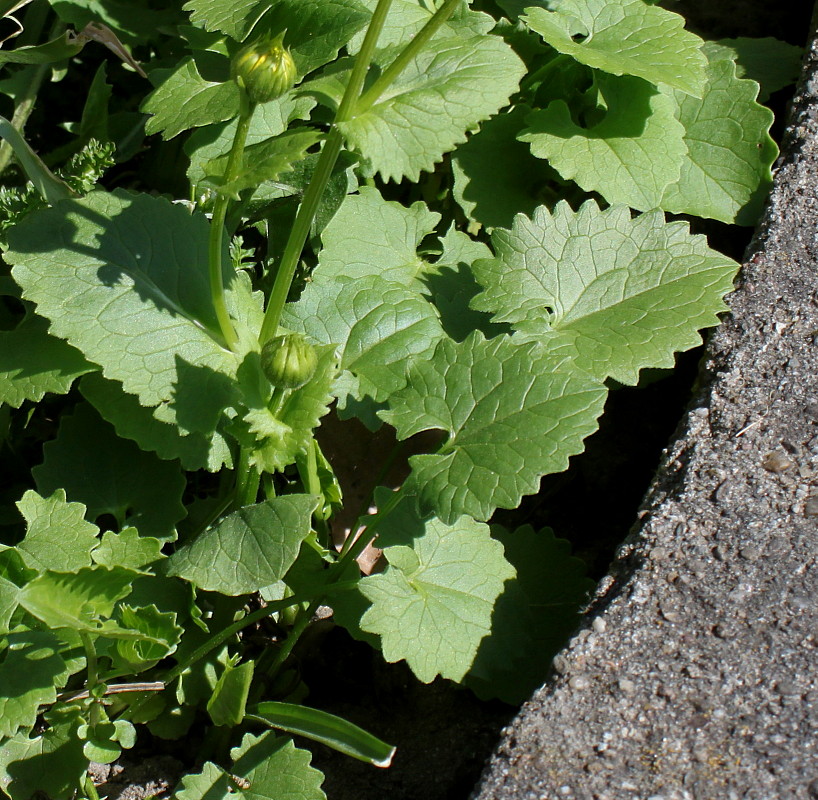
xmin=472 ymin=7 xmax=818 ymax=800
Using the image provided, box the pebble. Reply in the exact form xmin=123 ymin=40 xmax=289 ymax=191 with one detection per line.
xmin=762 ymin=451 xmax=795 ymax=473
xmin=593 ymin=617 xmax=607 ymax=634
xmin=618 ymin=678 xmax=636 ymax=694
xmin=805 ymin=496 xmax=818 ymax=516
xmin=569 ymin=675 xmax=591 ymax=690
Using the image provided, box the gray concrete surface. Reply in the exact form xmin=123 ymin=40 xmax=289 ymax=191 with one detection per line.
xmin=472 ymin=7 xmax=818 ymax=800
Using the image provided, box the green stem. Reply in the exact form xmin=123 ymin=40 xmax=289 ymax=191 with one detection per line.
xmin=355 ymin=0 xmax=463 ymax=114
xmin=233 ymin=446 xmax=260 ymax=510
xmin=258 ymin=0 xmax=395 ymax=345
xmin=79 ymin=632 xmax=102 ymax=727
xmin=208 ymin=103 xmax=256 ymax=351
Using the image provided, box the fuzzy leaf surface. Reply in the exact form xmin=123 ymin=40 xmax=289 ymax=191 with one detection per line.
xmin=522 ymin=0 xmax=706 ymax=95
xmin=519 ymin=73 xmax=686 ymax=211
xmin=472 ymin=201 xmax=739 ymax=384
xmin=283 ymin=275 xmax=444 ymax=409
xmin=660 ymin=53 xmax=777 ymax=225
xmin=15 ymin=489 xmax=98 ymax=573
xmin=332 ymin=35 xmax=525 ymax=182
xmin=357 ymin=490 xmax=514 ymax=683
xmin=175 ymin=731 xmax=325 ymax=800
xmin=142 ymin=58 xmax=241 ymax=139
xmin=7 ymin=190 xmax=239 ymax=434
xmin=165 ymin=496 xmax=319 ymax=595
xmin=380 ymin=332 xmax=606 ymax=523
xmin=0 ymin=314 xmax=93 ymax=408
xmin=33 ymin=404 xmax=186 ymax=540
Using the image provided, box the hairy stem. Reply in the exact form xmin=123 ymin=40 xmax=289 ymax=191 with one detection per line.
xmin=208 ymin=103 xmax=256 ymax=351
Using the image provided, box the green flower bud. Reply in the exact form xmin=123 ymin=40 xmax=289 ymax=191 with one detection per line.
xmin=231 ymin=32 xmax=297 ymax=104
xmin=261 ymin=332 xmax=318 ymax=390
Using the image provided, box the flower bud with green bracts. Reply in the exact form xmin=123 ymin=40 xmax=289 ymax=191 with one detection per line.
xmin=231 ymin=32 xmax=297 ymax=105
xmin=261 ymin=332 xmax=318 ymax=390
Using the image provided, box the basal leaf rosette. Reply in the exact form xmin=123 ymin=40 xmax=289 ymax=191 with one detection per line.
xmin=471 ymin=201 xmax=740 ymax=385
xmin=522 ymin=0 xmax=707 ymax=96
xmin=379 ymin=331 xmax=607 ymax=524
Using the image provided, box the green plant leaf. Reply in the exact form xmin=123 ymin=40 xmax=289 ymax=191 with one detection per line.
xmin=0 ymin=707 xmax=86 ymax=800
xmin=519 ymin=72 xmax=686 ymax=211
xmin=465 ymin=525 xmax=593 ymax=704
xmin=33 ymin=403 xmax=186 ymax=540
xmin=310 ymin=187 xmax=439 ymax=287
xmin=451 ymin=105 xmax=558 ymax=231
xmin=207 ymin=659 xmax=254 ymax=726
xmin=0 ymin=313 xmax=94 ymax=407
xmin=142 ymin=58 xmax=242 ymax=139
xmin=15 ymin=489 xmax=99 ymax=573
xmin=380 ymin=331 xmax=606 ymax=524
xmin=248 ymin=701 xmax=395 ymax=767
xmin=702 ymin=37 xmax=803 ymax=103
xmin=283 ymin=274 xmax=444 ymax=410
xmin=7 ymin=189 xmax=240 ymax=434
xmin=175 ymin=731 xmax=326 ymax=800
xmin=80 ymin=373 xmax=234 ymax=473
xmin=659 ymin=52 xmax=777 ymax=225
xmin=114 ymin=604 xmax=183 ymax=669
xmin=471 ymin=201 xmax=740 ymax=384
xmin=352 ymin=490 xmax=515 ymax=682
xmin=18 ymin=565 xmax=138 ymax=632
xmin=165 ymin=495 xmax=319 ymax=595
xmin=92 ymin=527 xmax=164 ymax=570
xmin=522 ymin=0 xmax=706 ymax=96
xmin=0 ymin=30 xmax=85 ymax=65
xmin=0 ymin=575 xmax=19 ymax=634
xmin=327 ymin=34 xmax=525 ymax=182
xmin=0 ymin=631 xmax=85 ymax=738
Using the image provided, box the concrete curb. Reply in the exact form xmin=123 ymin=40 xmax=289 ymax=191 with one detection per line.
xmin=472 ymin=7 xmax=818 ymax=800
